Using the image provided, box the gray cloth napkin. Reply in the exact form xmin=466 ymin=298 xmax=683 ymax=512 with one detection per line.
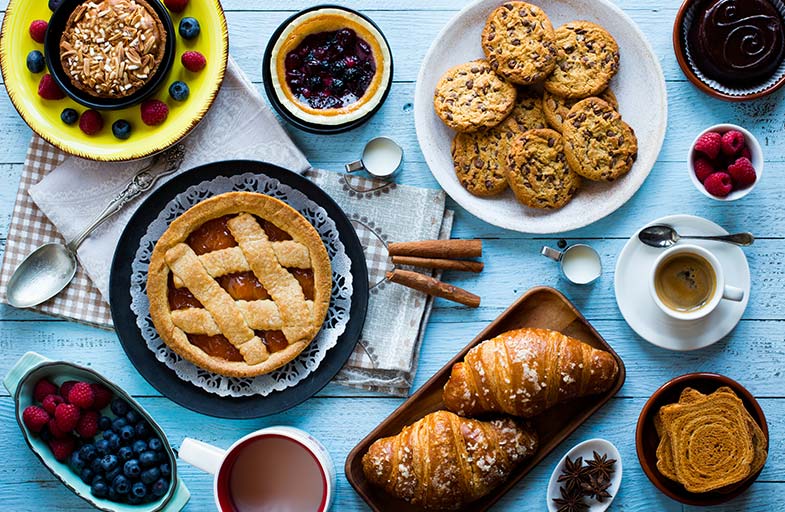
xmin=20 ymin=56 xmax=450 ymax=395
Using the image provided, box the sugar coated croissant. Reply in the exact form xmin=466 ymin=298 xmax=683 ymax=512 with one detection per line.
xmin=362 ymin=410 xmax=538 ymax=510
xmin=443 ymin=327 xmax=619 ymax=417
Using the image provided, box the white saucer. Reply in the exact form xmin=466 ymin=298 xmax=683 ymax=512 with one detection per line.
xmin=546 ymin=438 xmax=622 ymax=512
xmin=614 ymin=214 xmax=750 ymax=351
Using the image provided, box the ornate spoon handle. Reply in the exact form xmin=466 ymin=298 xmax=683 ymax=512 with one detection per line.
xmin=66 ymin=145 xmax=186 ymax=251
xmin=680 ymin=232 xmax=754 ymax=246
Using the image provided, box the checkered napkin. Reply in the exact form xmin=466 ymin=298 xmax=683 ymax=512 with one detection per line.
xmin=0 ymin=60 xmax=451 ymax=395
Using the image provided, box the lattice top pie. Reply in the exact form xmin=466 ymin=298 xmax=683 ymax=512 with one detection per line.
xmin=147 ymin=192 xmax=332 ymax=377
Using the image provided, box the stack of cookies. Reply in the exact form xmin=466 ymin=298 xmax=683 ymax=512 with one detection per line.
xmin=434 ymin=1 xmax=638 ymax=210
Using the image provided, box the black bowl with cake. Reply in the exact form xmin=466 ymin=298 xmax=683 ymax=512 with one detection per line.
xmin=45 ymin=0 xmax=175 ymax=110
xmin=262 ymin=5 xmax=394 ymax=134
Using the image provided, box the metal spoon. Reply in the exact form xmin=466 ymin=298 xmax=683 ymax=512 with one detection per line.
xmin=638 ymin=224 xmax=754 ymax=249
xmin=6 ymin=145 xmax=186 ymax=308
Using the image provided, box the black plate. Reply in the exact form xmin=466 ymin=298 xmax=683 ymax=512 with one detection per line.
xmin=109 ymin=161 xmax=369 ymax=418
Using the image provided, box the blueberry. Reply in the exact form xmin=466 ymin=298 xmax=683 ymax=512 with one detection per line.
xmin=105 ymin=465 xmax=122 ymax=484
xmin=90 ymin=457 xmax=104 ymax=474
xmin=112 ymin=474 xmax=130 ymax=495
xmin=95 ymin=439 xmax=110 ymax=456
xmin=111 ymin=120 xmax=132 ymax=140
xmin=107 ymin=433 xmax=121 ymax=451
xmin=125 ymin=410 xmax=140 ymax=424
xmin=26 ymin=50 xmax=45 ymax=73
xmin=119 ymin=424 xmax=135 ymax=441
xmin=127 ymin=493 xmax=142 ymax=505
xmin=331 ymin=78 xmax=345 ymax=91
xmin=98 ymin=416 xmax=112 ymax=431
xmin=100 ymin=454 xmax=119 ymax=472
xmin=80 ymin=467 xmax=95 ymax=484
xmin=140 ymin=467 xmax=160 ymax=485
xmin=48 ymin=0 xmax=64 ymax=11
xmin=124 ymin=459 xmax=141 ymax=478
xmin=110 ymin=398 xmax=129 ymax=417
xmin=131 ymin=481 xmax=147 ymax=499
xmin=132 ymin=440 xmax=147 ymax=455
xmin=139 ymin=450 xmax=158 ymax=468
xmin=147 ymin=437 xmax=163 ymax=452
xmin=91 ymin=480 xmax=108 ymax=498
xmin=112 ymin=417 xmax=128 ymax=433
xmin=79 ymin=443 xmax=97 ymax=462
xmin=39 ymin=428 xmax=52 ymax=443
xmin=179 ymin=17 xmax=200 ymax=39
xmin=118 ymin=446 xmax=134 ymax=462
xmin=135 ymin=421 xmax=149 ymax=438
xmin=159 ymin=462 xmax=171 ymax=477
xmin=168 ymin=81 xmax=189 ymax=101
xmin=91 ymin=474 xmax=105 ymax=486
xmin=107 ymin=486 xmax=119 ymax=501
xmin=151 ymin=478 xmax=169 ymax=497
xmin=69 ymin=451 xmax=85 ymax=472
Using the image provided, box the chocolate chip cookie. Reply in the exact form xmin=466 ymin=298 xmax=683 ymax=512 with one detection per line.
xmin=434 ymin=59 xmax=517 ymax=132
xmin=544 ymin=21 xmax=620 ymax=99
xmin=562 ymin=98 xmax=638 ymax=182
xmin=451 ymin=126 xmax=511 ymax=196
xmin=481 ymin=2 xmax=557 ymax=85
xmin=499 ymin=88 xmax=549 ymax=134
xmin=506 ymin=128 xmax=581 ymax=209
xmin=543 ymin=88 xmax=618 ymax=132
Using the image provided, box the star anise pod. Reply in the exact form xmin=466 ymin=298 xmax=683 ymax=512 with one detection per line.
xmin=581 ymin=474 xmax=613 ymax=503
xmin=585 ymin=450 xmax=616 ymax=483
xmin=557 ymin=455 xmax=588 ymax=493
xmin=552 ymin=486 xmax=589 ymax=512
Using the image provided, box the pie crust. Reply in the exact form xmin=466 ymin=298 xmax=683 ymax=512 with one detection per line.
xmin=147 ymin=192 xmax=332 ymax=378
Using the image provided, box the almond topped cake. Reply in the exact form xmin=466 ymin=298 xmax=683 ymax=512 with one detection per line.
xmin=59 ymin=0 xmax=167 ymax=98
xmin=146 ymin=192 xmax=332 ymax=378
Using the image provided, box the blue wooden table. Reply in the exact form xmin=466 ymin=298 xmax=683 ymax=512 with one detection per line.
xmin=1 ymin=1 xmax=784 ymax=510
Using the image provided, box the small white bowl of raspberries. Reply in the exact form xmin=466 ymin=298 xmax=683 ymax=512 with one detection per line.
xmin=689 ymin=124 xmax=763 ymax=201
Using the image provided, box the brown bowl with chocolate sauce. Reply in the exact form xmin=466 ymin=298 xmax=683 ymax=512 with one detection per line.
xmin=674 ymin=0 xmax=785 ymax=101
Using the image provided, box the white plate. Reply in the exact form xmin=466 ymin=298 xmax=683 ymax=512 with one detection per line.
xmin=614 ymin=214 xmax=751 ymax=351
xmin=414 ymin=0 xmax=667 ymax=233
xmin=546 ymin=438 xmax=622 ymax=511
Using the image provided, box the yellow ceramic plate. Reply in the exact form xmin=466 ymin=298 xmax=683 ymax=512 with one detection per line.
xmin=0 ymin=0 xmax=228 ymax=161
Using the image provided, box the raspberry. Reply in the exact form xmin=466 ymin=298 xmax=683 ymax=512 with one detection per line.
xmin=49 ymin=437 xmax=76 ymax=462
xmin=67 ymin=382 xmax=95 ymax=409
xmin=59 ymin=380 xmax=78 ymax=400
xmin=694 ymin=131 xmax=721 ymax=160
xmin=90 ymin=383 xmax=113 ymax=410
xmin=164 ymin=0 xmax=188 ymax=12
xmin=727 ymin=157 xmax=757 ymax=189
xmin=693 ymin=157 xmax=716 ymax=183
xmin=140 ymin=99 xmax=169 ymax=126
xmin=79 ymin=110 xmax=104 ymax=135
xmin=76 ymin=410 xmax=100 ymax=438
xmin=721 ymin=130 xmax=746 ymax=156
xmin=47 ymin=418 xmax=68 ymax=439
xmin=22 ymin=406 xmax=50 ymax=433
xmin=54 ymin=403 xmax=80 ymax=432
xmin=703 ymin=172 xmax=733 ymax=198
xmin=37 ymin=74 xmax=65 ymax=100
xmin=29 ymin=20 xmax=48 ymax=43
xmin=42 ymin=394 xmax=65 ymax=415
xmin=741 ymin=145 xmax=752 ymax=160
xmin=33 ymin=379 xmax=58 ymax=402
xmin=181 ymin=51 xmax=206 ymax=72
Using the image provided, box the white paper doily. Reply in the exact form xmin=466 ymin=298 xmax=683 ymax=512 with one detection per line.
xmin=129 ymin=172 xmax=353 ymax=397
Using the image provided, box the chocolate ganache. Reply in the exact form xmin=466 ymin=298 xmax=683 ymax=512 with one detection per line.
xmin=688 ymin=0 xmax=785 ymax=85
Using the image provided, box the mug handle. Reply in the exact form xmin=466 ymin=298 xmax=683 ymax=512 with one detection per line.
xmin=723 ymin=285 xmax=745 ymax=302
xmin=540 ymin=246 xmax=563 ymax=262
xmin=344 ymin=160 xmax=365 ymax=173
xmin=179 ymin=438 xmax=226 ymax=475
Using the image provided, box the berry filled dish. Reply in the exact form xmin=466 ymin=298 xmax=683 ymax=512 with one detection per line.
xmin=266 ymin=6 xmax=392 ymax=131
xmin=59 ymin=0 xmax=167 ymax=98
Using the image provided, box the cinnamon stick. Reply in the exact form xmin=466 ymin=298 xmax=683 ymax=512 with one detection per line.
xmin=388 ymin=239 xmax=482 ymax=259
xmin=391 ymin=256 xmax=484 ymax=273
xmin=386 ymin=269 xmax=481 ymax=308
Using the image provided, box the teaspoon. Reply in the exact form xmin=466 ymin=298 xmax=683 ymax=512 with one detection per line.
xmin=6 ymin=145 xmax=186 ymax=308
xmin=638 ymin=224 xmax=754 ymax=249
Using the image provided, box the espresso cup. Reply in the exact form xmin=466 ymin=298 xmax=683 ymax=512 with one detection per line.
xmin=179 ymin=426 xmax=335 ymax=512
xmin=649 ymin=244 xmax=744 ymax=321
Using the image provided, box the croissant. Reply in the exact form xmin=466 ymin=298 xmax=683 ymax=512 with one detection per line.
xmin=443 ymin=328 xmax=619 ymax=418
xmin=362 ymin=410 xmax=538 ymax=510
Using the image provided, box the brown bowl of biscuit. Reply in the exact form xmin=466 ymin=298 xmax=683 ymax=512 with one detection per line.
xmin=636 ymin=372 xmax=768 ymax=505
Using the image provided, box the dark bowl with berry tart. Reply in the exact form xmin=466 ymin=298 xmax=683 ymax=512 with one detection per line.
xmin=2 ymin=352 xmax=190 ymax=512
xmin=44 ymin=0 xmax=176 ymax=110
xmin=262 ymin=4 xmax=394 ymax=134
